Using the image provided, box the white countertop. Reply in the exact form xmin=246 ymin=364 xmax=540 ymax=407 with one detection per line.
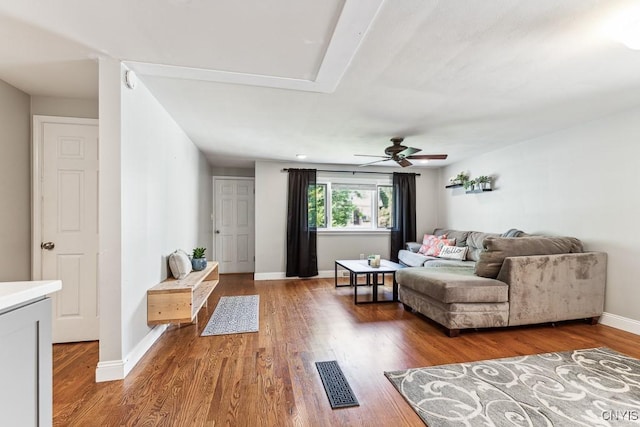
xmin=0 ymin=280 xmax=62 ymax=311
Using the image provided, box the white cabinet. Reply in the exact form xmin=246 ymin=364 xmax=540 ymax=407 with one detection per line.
xmin=0 ymin=297 xmax=52 ymax=427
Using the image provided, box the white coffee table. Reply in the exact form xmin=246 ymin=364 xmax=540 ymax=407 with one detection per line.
xmin=334 ymin=259 xmax=403 ymax=304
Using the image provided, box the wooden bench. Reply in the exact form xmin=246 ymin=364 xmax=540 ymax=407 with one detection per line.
xmin=147 ymin=261 xmax=219 ymax=326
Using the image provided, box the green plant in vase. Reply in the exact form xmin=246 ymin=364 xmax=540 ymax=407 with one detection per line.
xmin=191 ymin=247 xmax=207 ymax=271
xmin=476 ymin=175 xmax=491 ymax=190
xmin=463 ymin=179 xmax=476 ymax=190
xmin=449 ymin=171 xmax=469 ymax=186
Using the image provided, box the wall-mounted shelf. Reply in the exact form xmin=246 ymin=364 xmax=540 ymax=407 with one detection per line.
xmin=447 ymin=173 xmax=495 ymax=193
xmin=445 ymin=184 xmax=494 ymax=193
xmin=147 ymin=261 xmax=219 ymax=326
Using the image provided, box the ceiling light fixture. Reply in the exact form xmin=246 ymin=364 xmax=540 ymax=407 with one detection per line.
xmin=296 ymin=154 xmax=307 ymax=160
xmin=602 ymin=6 xmax=640 ymax=50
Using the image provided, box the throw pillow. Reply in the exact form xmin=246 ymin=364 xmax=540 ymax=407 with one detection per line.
xmin=169 ymin=250 xmax=192 ymax=279
xmin=419 ymin=234 xmax=455 ymax=257
xmin=418 ymin=234 xmax=441 ymax=254
xmin=438 ymin=245 xmax=468 ymax=260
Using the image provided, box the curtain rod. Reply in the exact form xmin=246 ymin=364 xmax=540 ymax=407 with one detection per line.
xmin=281 ymin=168 xmax=420 ymax=176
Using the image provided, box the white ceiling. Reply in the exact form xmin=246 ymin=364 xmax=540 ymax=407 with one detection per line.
xmin=2 ymin=0 xmax=640 ymax=168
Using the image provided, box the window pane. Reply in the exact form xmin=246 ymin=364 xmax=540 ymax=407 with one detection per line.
xmin=378 ymin=186 xmax=393 ymax=228
xmin=331 ymin=188 xmax=373 ymax=228
xmin=316 ymin=184 xmax=326 ymax=227
xmin=308 ymin=184 xmax=326 ymax=228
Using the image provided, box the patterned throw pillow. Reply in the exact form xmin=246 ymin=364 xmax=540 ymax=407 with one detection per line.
xmin=418 ymin=234 xmax=456 ymax=257
xmin=438 ymin=245 xmax=468 ymax=260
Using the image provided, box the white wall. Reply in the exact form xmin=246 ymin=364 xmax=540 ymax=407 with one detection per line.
xmin=0 ymin=79 xmax=31 ymax=281
xmin=31 ymin=96 xmax=98 ymax=119
xmin=254 ymin=161 xmax=439 ymax=278
xmin=97 ymin=61 xmax=212 ymax=380
xmin=438 ymin=106 xmax=640 ymax=326
xmin=97 ymin=58 xmax=124 ymax=370
xmin=211 ymin=166 xmax=255 ymax=177
xmin=120 ymin=68 xmax=212 ymax=360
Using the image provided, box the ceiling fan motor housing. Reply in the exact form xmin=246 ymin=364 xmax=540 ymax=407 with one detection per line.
xmin=385 ymin=145 xmax=407 ymax=156
xmin=385 ymin=137 xmax=406 ymax=156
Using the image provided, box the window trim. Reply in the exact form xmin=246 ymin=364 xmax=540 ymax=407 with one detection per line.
xmin=317 ymin=228 xmax=391 ymax=235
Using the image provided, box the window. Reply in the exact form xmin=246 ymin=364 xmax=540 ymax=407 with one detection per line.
xmin=310 ymin=174 xmax=393 ymax=231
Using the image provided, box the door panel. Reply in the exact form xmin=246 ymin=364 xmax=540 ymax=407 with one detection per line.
xmin=215 ymin=179 xmax=255 ymax=273
xmin=57 ymin=254 xmax=82 ymax=315
xmin=41 ymin=122 xmax=99 ymax=343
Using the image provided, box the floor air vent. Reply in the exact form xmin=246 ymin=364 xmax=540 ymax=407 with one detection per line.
xmin=315 ymin=360 xmax=359 ymax=409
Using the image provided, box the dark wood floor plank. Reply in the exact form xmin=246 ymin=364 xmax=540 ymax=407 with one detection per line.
xmin=54 ymin=273 xmax=640 ymax=426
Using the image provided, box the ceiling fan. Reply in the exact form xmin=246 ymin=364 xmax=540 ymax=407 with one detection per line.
xmin=355 ymin=137 xmax=448 ymax=167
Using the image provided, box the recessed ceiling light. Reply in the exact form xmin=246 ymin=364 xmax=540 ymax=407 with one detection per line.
xmin=296 ymin=154 xmax=307 ymax=159
xmin=419 ymin=159 xmax=429 ymax=164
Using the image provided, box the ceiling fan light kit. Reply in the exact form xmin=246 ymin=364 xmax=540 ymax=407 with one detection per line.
xmin=355 ymin=137 xmax=448 ymax=167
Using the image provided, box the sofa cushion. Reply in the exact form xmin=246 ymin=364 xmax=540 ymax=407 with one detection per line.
xmin=405 ymin=241 xmax=422 ymax=253
xmin=396 ymin=267 xmax=508 ymax=303
xmin=398 ymin=249 xmax=428 ymax=267
xmin=423 ymin=258 xmax=475 ymax=269
xmin=466 ymin=231 xmax=500 ymax=261
xmin=433 ymin=229 xmax=470 ymax=247
xmin=475 ymin=236 xmax=584 ymax=279
xmin=433 ymin=228 xmax=498 ymax=260
xmin=399 ymin=286 xmax=510 ymax=329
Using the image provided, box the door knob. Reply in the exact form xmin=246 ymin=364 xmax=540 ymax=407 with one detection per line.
xmin=41 ymin=241 xmax=55 ymax=250
xmin=215 ymin=230 xmax=220 ymax=234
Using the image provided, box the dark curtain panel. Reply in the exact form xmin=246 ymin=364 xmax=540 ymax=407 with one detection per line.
xmin=390 ymin=172 xmax=416 ymax=263
xmin=286 ymin=169 xmax=318 ymax=277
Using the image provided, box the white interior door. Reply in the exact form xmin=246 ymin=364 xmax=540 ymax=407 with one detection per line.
xmin=214 ymin=179 xmax=255 ymax=273
xmin=38 ymin=119 xmax=99 ymax=343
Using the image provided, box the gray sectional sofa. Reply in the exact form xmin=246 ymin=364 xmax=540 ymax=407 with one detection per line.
xmin=396 ymin=228 xmax=607 ymax=337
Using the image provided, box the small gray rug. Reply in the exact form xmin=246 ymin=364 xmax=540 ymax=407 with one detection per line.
xmin=201 ymin=295 xmax=259 ymax=336
xmin=385 ymin=347 xmax=640 ymax=426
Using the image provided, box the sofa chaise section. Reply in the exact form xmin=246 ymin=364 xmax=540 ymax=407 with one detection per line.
xmin=398 ymin=267 xmax=509 ymax=337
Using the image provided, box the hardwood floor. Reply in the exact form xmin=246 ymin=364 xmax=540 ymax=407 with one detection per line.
xmin=54 ymin=274 xmax=640 ymax=426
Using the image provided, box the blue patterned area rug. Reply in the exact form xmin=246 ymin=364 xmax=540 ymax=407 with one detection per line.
xmin=385 ymin=347 xmax=640 ymax=426
xmin=201 ymin=295 xmax=259 ymax=336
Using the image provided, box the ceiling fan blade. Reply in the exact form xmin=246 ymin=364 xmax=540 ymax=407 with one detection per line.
xmin=354 ymin=154 xmax=389 ymax=158
xmin=396 ymin=158 xmax=412 ymax=167
xmin=358 ymin=158 xmax=392 ymax=167
xmin=397 ymin=147 xmax=421 ymax=157
xmin=406 ymin=154 xmax=448 ymax=160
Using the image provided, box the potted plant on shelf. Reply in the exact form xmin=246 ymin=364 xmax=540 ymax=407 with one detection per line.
xmin=449 ymin=171 xmax=469 ymax=186
xmin=464 ymin=179 xmax=476 ymax=191
xmin=191 ymin=247 xmax=207 ymax=271
xmin=476 ymin=175 xmax=491 ymax=190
